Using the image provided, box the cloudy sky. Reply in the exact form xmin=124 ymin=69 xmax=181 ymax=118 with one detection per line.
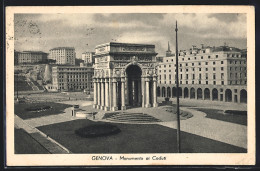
xmin=14 ymin=13 xmax=247 ymax=57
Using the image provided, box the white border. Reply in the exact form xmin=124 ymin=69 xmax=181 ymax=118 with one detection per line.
xmin=6 ymin=6 xmax=255 ymax=166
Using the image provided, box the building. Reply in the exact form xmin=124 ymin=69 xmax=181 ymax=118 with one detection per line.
xmin=16 ymin=51 xmax=48 ymax=64
xmin=93 ymin=42 xmax=158 ymax=111
xmin=14 ymin=50 xmax=19 ymax=65
xmin=49 ymin=47 xmax=76 ymax=65
xmin=157 ymin=44 xmax=247 ymax=103
xmin=82 ymin=52 xmax=95 ymax=65
xmin=51 ymin=65 xmax=94 ymax=91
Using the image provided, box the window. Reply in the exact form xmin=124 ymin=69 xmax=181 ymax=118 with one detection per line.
xmin=213 ymin=74 xmax=216 ymax=80
xmin=221 ymin=81 xmax=224 ymax=85
xmin=213 ymin=81 xmax=216 ymax=85
xmin=169 ymin=70 xmax=171 ymax=72
xmin=164 ymin=74 xmax=166 ymax=79
xmin=199 ymin=68 xmax=202 ymax=71
xmin=199 ymin=81 xmax=201 ymax=84
xmin=192 ymin=68 xmax=195 ymax=71
xmin=216 ymin=55 xmax=218 ymax=58
xmin=169 ymin=75 xmax=171 ymax=79
xmin=221 ymin=61 xmax=224 ymax=64
xmin=166 ymin=60 xmax=168 ymax=62
xmin=192 ymin=63 xmax=194 ymax=66
xmin=188 ymin=58 xmax=190 ymax=60
xmin=182 ymin=58 xmax=184 ymax=61
xmin=230 ymin=61 xmax=232 ymax=64
xmin=221 ymin=73 xmax=224 ymax=79
xmin=199 ymin=74 xmax=202 ymax=79
xmin=230 ymin=67 xmax=232 ymax=71
xmin=164 ymin=65 xmax=166 ymax=68
xmin=164 ymin=70 xmax=166 ymax=72
xmin=213 ymin=67 xmax=216 ymax=71
xmin=195 ymin=57 xmax=196 ymax=60
xmin=186 ymin=69 xmax=188 ymax=72
xmin=205 ymin=62 xmax=208 ymax=65
xmin=186 ymin=63 xmax=188 ymax=66
xmin=208 ymin=56 xmax=211 ymax=59
xmin=221 ymin=67 xmax=224 ymax=71
xmin=234 ymin=89 xmax=237 ymax=93
xmin=199 ymin=62 xmax=201 ymax=65
xmin=206 ymin=81 xmax=208 ymax=85
xmin=180 ymin=64 xmax=182 ymax=67
xmin=186 ymin=81 xmax=188 ymax=84
xmin=180 ymin=74 xmax=182 ymax=79
xmin=213 ymin=62 xmax=215 ymax=65
xmin=206 ymin=73 xmax=208 ymax=80
xmin=205 ymin=68 xmax=208 ymax=71
xmin=192 ymin=81 xmax=194 ymax=84
xmin=201 ymin=56 xmax=203 ymax=59
xmin=186 ymin=74 xmax=188 ymax=79
xmin=169 ymin=65 xmax=171 ymax=67
xmin=193 ymin=74 xmax=195 ymax=79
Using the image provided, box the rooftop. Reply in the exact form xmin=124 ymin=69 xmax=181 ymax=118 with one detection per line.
xmin=50 ymin=47 xmax=75 ymax=51
xmin=95 ymin=42 xmax=155 ymax=49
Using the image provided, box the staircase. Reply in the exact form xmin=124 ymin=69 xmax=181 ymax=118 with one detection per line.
xmin=104 ymin=112 xmax=161 ymax=123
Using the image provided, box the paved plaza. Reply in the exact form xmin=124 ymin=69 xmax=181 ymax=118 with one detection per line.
xmin=14 ymin=98 xmax=247 ymax=153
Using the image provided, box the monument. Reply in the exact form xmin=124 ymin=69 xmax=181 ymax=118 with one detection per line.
xmin=93 ymin=42 xmax=158 ymax=111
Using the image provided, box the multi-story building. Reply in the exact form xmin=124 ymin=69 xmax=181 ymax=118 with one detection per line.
xmin=49 ymin=47 xmax=76 ymax=65
xmin=157 ymin=44 xmax=247 ymax=103
xmin=51 ymin=65 xmax=94 ymax=91
xmin=16 ymin=51 xmax=48 ymax=64
xmin=82 ymin=52 xmax=95 ymax=65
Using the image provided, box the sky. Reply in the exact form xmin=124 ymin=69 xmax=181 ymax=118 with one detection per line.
xmin=14 ymin=13 xmax=247 ymax=57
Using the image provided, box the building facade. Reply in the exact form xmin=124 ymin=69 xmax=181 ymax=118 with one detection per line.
xmin=52 ymin=65 xmax=94 ymax=91
xmin=49 ymin=47 xmax=76 ymax=65
xmin=82 ymin=52 xmax=95 ymax=65
xmin=93 ymin=42 xmax=158 ymax=111
xmin=157 ymin=44 xmax=247 ymax=103
xmin=16 ymin=51 xmax=48 ymax=64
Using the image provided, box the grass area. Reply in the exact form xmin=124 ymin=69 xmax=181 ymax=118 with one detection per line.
xmin=14 ymin=75 xmax=33 ymax=91
xmin=193 ymin=108 xmax=247 ymax=126
xmin=15 ymin=102 xmax=72 ymax=119
xmin=15 ymin=128 xmax=50 ymax=154
xmin=37 ymin=119 xmax=246 ymax=153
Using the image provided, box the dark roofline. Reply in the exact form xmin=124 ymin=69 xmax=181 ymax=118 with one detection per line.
xmin=95 ymin=42 xmax=155 ymax=49
xmin=50 ymin=47 xmax=75 ymax=51
xmin=20 ymin=51 xmax=48 ymax=54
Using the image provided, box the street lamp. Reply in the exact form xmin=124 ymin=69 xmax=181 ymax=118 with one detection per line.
xmin=175 ymin=20 xmax=181 ymax=153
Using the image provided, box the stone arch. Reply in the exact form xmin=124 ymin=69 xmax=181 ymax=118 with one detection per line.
xmin=167 ymin=87 xmax=171 ymax=98
xmin=212 ymin=88 xmax=218 ymax=101
xmin=184 ymin=87 xmax=189 ymax=98
xmin=204 ymin=88 xmax=210 ymax=100
xmin=157 ymin=86 xmax=161 ymax=97
xmin=172 ymin=87 xmax=176 ymax=98
xmin=240 ymin=89 xmax=247 ymax=103
xmin=197 ymin=88 xmax=202 ymax=99
xmin=124 ymin=62 xmax=144 ymax=74
xmin=162 ymin=87 xmax=166 ymax=97
xmin=190 ymin=87 xmax=195 ymax=99
xmin=178 ymin=87 xmax=182 ymax=97
xmin=225 ymin=89 xmax=232 ymax=102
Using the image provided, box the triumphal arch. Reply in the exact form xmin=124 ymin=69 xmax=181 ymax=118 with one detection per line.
xmin=92 ymin=42 xmax=158 ymax=111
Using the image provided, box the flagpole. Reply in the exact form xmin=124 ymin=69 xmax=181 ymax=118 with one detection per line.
xmin=175 ymin=20 xmax=181 ymax=153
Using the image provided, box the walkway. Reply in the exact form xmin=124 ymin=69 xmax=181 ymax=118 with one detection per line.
xmin=15 ymin=115 xmax=70 ymax=153
xmin=158 ymin=107 xmax=247 ymax=149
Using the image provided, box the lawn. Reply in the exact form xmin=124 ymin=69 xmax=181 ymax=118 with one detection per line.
xmin=15 ymin=128 xmax=50 ymax=154
xmin=15 ymin=102 xmax=72 ymax=120
xmin=37 ymin=119 xmax=246 ymax=153
xmin=192 ymin=108 xmax=247 ymax=126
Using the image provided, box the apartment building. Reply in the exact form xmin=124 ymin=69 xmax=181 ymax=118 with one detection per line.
xmin=82 ymin=52 xmax=95 ymax=65
xmin=52 ymin=65 xmax=94 ymax=91
xmin=157 ymin=44 xmax=247 ymax=103
xmin=16 ymin=51 xmax=48 ymax=64
xmin=49 ymin=47 xmax=76 ymax=65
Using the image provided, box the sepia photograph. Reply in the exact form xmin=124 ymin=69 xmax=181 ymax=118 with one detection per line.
xmin=5 ymin=6 xmax=255 ymax=166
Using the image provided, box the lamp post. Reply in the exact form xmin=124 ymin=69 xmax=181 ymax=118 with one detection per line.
xmin=175 ymin=20 xmax=181 ymax=153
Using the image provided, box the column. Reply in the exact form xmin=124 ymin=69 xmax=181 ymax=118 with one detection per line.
xmin=101 ymin=79 xmax=105 ymax=110
xmin=93 ymin=79 xmax=97 ymax=108
xmin=125 ymin=77 xmax=129 ymax=105
xmin=142 ymin=76 xmax=145 ymax=107
xmin=145 ymin=78 xmax=151 ymax=108
xmin=112 ymin=79 xmax=118 ymax=111
xmin=138 ymin=80 xmax=142 ymax=106
xmin=109 ymin=78 xmax=113 ymax=110
xmin=132 ymin=80 xmax=135 ymax=105
xmin=97 ymin=79 xmax=101 ymax=109
xmin=153 ymin=76 xmax=158 ymax=107
xmin=195 ymin=88 xmax=197 ymax=99
xmin=104 ymin=79 xmax=110 ymax=111
xmin=121 ymin=77 xmax=126 ymax=110
xmin=210 ymin=88 xmax=213 ymax=101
